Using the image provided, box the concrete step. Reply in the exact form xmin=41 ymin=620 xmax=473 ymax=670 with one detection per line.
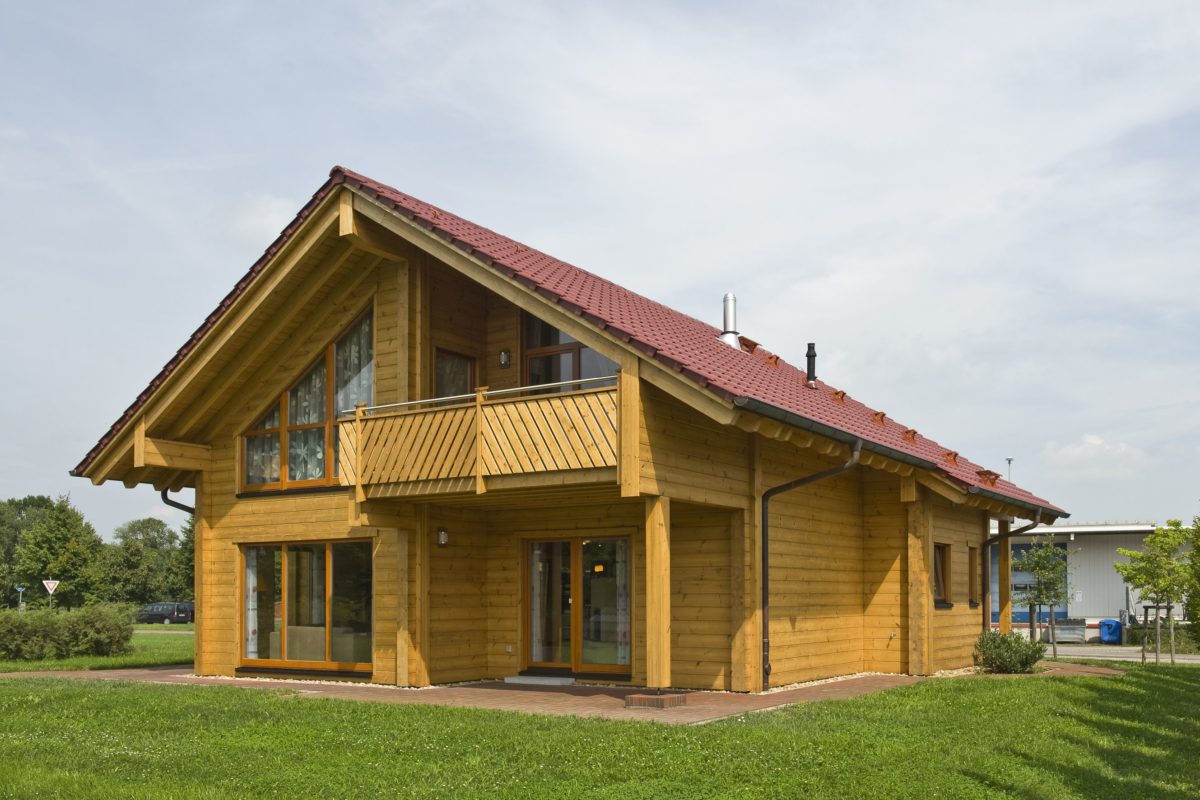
xmin=504 ymin=675 xmax=576 ymax=686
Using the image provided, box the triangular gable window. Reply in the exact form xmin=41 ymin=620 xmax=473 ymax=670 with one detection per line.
xmin=241 ymin=309 xmax=372 ymax=491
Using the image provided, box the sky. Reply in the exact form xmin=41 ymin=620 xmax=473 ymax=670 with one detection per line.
xmin=0 ymin=1 xmax=1197 ymax=540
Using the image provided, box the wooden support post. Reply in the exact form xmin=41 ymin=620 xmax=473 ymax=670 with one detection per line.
xmin=618 ymin=362 xmax=641 ymax=498
xmin=367 ymin=527 xmax=399 ymax=685
xmin=192 ymin=473 xmax=205 ymax=675
xmin=644 ymin=495 xmax=671 ymax=689
xmin=980 ymin=515 xmax=992 ymax=634
xmin=396 ymin=530 xmax=410 ymax=686
xmin=411 ymin=505 xmax=431 ymax=686
xmin=474 ymin=387 xmax=488 ymax=494
xmin=998 ymin=518 xmax=1012 ymax=634
xmin=732 ymin=435 xmax=763 ymax=692
xmin=904 ymin=486 xmax=932 ymax=676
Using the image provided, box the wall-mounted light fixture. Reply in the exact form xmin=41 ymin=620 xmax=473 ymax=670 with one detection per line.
xmin=498 ymin=349 xmax=512 ymax=369
xmin=436 ymin=527 xmax=449 ymax=548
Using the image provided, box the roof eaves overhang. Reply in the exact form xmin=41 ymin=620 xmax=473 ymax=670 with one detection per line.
xmin=966 ymin=485 xmax=1070 ymax=522
xmin=733 ymin=395 xmax=1068 ymax=522
xmin=732 ymin=395 xmax=938 ymax=472
xmin=71 ymin=172 xmax=350 ymax=481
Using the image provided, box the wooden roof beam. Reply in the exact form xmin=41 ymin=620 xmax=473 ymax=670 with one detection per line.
xmin=170 ymin=242 xmax=365 ymax=439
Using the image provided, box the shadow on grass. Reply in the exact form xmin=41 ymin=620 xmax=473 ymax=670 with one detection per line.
xmin=961 ymin=666 xmax=1200 ymax=799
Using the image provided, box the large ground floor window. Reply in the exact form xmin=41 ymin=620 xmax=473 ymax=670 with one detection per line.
xmin=242 ymin=539 xmax=373 ymax=669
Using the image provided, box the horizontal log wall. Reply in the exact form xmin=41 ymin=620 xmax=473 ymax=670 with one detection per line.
xmin=930 ymin=497 xmax=987 ymax=671
xmin=670 ymin=503 xmax=734 ymax=690
xmin=426 ymin=506 xmax=489 ymax=684
xmin=862 ymin=469 xmax=907 ymax=673
xmin=759 ymin=437 xmax=867 ymax=686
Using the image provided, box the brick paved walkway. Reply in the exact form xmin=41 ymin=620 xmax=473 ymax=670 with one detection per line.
xmin=2 ymin=667 xmax=921 ymax=725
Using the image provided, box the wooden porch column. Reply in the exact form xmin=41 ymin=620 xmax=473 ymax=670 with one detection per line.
xmin=645 ymin=495 xmax=672 ymax=689
xmin=192 ymin=473 xmax=206 ymax=675
xmin=903 ymin=481 xmax=932 ymax=676
xmin=410 ymin=505 xmax=432 ymax=686
xmin=998 ymin=518 xmax=1012 ymax=634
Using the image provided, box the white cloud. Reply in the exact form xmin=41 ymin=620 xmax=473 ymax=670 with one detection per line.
xmin=1041 ymin=434 xmax=1150 ymax=479
xmin=4 ymin=1 xmax=1199 ymax=532
xmin=229 ymin=193 xmax=297 ymax=248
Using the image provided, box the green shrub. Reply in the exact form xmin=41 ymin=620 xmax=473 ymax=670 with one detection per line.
xmin=1124 ymin=623 xmax=1200 ymax=654
xmin=974 ymin=631 xmax=1046 ymax=673
xmin=0 ymin=605 xmax=134 ymax=661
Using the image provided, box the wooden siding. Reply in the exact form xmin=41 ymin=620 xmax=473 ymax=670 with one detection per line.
xmin=759 ymin=437 xmax=867 ymax=686
xmin=639 ymin=384 xmax=749 ymax=509
xmin=930 ymin=497 xmax=988 ymax=671
xmin=862 ymin=470 xmax=908 ymax=673
xmin=426 ymin=507 xmax=489 ymax=684
xmin=670 ymin=503 xmax=733 ymax=690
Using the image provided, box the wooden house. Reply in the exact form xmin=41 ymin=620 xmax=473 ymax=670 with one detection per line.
xmin=72 ymin=167 xmax=1067 ymax=691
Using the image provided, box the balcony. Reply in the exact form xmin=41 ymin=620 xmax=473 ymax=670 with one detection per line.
xmin=338 ymin=377 xmax=620 ymax=498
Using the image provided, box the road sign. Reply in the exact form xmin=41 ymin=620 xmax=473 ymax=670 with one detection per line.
xmin=42 ymin=580 xmax=59 ymax=595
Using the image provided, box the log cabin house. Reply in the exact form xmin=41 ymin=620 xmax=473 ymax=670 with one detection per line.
xmin=72 ymin=167 xmax=1067 ymax=692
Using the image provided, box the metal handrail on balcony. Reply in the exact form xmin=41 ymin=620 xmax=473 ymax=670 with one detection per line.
xmin=338 ymin=375 xmax=617 ymax=418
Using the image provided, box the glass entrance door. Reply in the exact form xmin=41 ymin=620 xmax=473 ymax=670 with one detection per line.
xmin=527 ymin=537 xmax=630 ymax=674
xmin=529 ymin=541 xmax=572 ymax=667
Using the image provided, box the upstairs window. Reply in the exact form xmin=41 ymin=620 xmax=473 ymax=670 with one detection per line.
xmin=434 ymin=349 xmax=475 ymax=398
xmin=523 ymin=315 xmax=617 ymax=388
xmin=242 ymin=309 xmax=373 ymax=491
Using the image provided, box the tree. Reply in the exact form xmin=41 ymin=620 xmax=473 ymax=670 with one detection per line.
xmin=87 ymin=538 xmax=162 ymax=605
xmin=1116 ymin=520 xmax=1194 ymax=664
xmin=113 ymin=517 xmax=179 ymax=552
xmin=165 ymin=515 xmax=196 ymax=601
xmin=87 ymin=517 xmax=190 ymax=605
xmin=12 ymin=496 xmax=103 ymax=609
xmin=1183 ymin=516 xmax=1200 ymax=627
xmin=1015 ymin=536 xmax=1070 ymax=658
xmin=0 ymin=495 xmax=55 ymax=607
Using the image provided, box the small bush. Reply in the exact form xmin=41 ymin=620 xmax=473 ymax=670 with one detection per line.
xmin=0 ymin=605 xmax=134 ymax=661
xmin=974 ymin=631 xmax=1046 ymax=673
xmin=1124 ymin=623 xmax=1200 ymax=654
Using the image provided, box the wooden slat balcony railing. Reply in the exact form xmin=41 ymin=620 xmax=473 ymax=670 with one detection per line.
xmin=338 ymin=377 xmax=619 ymax=496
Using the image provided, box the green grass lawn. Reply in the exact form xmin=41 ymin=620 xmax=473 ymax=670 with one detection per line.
xmin=132 ymin=622 xmax=194 ymax=632
xmin=0 ymin=632 xmax=193 ymax=673
xmin=0 ymin=665 xmax=1197 ymax=799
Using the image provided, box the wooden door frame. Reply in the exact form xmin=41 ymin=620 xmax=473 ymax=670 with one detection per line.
xmin=518 ymin=529 xmax=635 ymax=676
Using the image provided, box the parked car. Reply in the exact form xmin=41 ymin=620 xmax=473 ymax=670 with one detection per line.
xmin=134 ymin=602 xmax=194 ymax=624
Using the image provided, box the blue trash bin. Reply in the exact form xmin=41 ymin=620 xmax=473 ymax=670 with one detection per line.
xmin=1099 ymin=619 xmax=1121 ymax=644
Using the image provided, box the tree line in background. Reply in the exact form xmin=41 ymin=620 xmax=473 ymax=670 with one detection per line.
xmin=0 ymin=495 xmax=193 ymax=610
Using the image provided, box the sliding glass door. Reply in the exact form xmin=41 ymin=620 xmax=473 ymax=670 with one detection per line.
xmin=241 ymin=540 xmax=372 ymax=669
xmin=526 ymin=537 xmax=630 ymax=674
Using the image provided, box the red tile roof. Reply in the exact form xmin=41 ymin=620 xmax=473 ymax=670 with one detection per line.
xmin=72 ymin=167 xmax=1065 ymax=518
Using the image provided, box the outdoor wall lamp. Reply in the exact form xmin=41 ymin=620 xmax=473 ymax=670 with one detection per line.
xmin=498 ymin=349 xmax=512 ymax=369
xmin=436 ymin=527 xmax=449 ymax=548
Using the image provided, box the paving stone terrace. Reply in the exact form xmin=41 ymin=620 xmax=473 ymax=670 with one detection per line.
xmin=3 ymin=667 xmax=924 ymax=725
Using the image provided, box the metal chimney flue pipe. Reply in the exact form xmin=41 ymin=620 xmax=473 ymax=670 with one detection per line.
xmin=806 ymin=343 xmax=817 ymax=387
xmin=719 ymin=292 xmax=740 ymax=347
